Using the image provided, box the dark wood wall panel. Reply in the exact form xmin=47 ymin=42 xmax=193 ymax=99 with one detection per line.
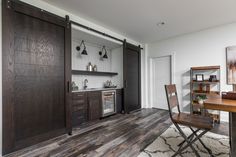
xmin=2 ymin=0 xmax=71 ymax=154
xmin=123 ymin=41 xmax=141 ymax=113
xmin=2 ymin=0 xmax=15 ymax=153
xmin=125 ymin=49 xmax=139 ymax=109
xmin=13 ymin=12 xmax=66 ymax=141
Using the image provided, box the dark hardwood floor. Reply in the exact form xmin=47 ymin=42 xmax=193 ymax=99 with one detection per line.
xmin=211 ymin=121 xmax=229 ymax=136
xmin=4 ymin=108 xmax=229 ymax=157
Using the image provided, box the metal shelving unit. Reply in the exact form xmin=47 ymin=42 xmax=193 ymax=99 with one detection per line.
xmin=190 ymin=66 xmax=221 ymax=123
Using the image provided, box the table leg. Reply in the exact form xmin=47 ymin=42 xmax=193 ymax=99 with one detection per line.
xmin=230 ymin=112 xmax=236 ymax=157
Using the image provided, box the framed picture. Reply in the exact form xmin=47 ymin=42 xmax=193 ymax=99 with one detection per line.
xmin=196 ymin=74 xmax=204 ymax=82
xmin=226 ymin=46 xmax=236 ymax=84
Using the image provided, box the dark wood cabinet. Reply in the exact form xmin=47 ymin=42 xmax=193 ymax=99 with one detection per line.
xmin=71 ymin=91 xmax=102 ymax=126
xmin=72 ymin=92 xmax=88 ymax=126
xmin=116 ymin=89 xmax=123 ymax=113
xmin=123 ymin=41 xmax=141 ymax=113
xmin=88 ymin=91 xmax=102 ymax=121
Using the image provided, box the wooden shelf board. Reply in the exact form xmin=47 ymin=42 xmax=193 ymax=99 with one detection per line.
xmin=191 ymin=80 xmax=220 ymax=84
xmin=192 ymin=111 xmax=201 ymax=115
xmin=191 ymin=65 xmax=220 ymax=70
xmin=192 ymin=102 xmax=203 ymax=108
xmin=192 ymin=91 xmax=220 ymax=95
xmin=72 ymin=70 xmax=118 ymax=76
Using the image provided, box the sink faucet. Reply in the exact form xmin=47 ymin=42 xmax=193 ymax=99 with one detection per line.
xmin=84 ymin=79 xmax=88 ymax=89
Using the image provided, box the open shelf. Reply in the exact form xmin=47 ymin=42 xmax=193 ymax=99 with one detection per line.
xmin=192 ymin=102 xmax=203 ymax=109
xmin=191 ymin=65 xmax=220 ymax=71
xmin=191 ymin=80 xmax=220 ymax=84
xmin=192 ymin=91 xmax=220 ymax=95
xmin=190 ymin=65 xmax=221 ymax=123
xmin=72 ymin=70 xmax=118 ymax=76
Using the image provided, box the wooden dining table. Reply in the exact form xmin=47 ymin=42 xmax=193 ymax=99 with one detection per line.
xmin=204 ymin=98 xmax=236 ymax=157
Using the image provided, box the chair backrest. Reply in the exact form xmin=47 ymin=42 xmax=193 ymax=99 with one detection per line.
xmin=165 ymin=84 xmax=181 ymax=118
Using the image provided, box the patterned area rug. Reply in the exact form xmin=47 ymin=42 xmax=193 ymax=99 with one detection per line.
xmin=138 ymin=125 xmax=229 ymax=157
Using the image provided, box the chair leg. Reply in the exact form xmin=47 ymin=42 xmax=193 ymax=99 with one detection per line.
xmin=173 ymin=128 xmax=208 ymax=157
xmin=189 ymin=127 xmax=214 ymax=157
xmin=177 ymin=133 xmax=194 ymax=152
xmin=178 ymin=128 xmax=200 ymax=147
xmin=173 ymin=124 xmax=201 ymax=157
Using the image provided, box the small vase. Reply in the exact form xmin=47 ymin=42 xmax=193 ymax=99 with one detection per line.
xmin=198 ymin=99 xmax=204 ymax=105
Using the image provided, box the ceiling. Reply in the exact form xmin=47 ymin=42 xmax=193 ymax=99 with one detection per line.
xmin=42 ymin=0 xmax=236 ymax=43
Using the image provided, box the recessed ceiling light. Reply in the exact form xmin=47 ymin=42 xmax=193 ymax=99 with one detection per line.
xmin=156 ymin=22 xmax=165 ymax=27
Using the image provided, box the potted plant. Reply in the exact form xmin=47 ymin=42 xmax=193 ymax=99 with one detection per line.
xmin=196 ymin=95 xmax=207 ymax=105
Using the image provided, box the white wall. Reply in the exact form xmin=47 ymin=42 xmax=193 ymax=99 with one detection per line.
xmin=141 ymin=44 xmax=149 ymax=108
xmin=0 ymin=0 xmax=2 ymax=155
xmin=147 ymin=22 xmax=236 ymax=121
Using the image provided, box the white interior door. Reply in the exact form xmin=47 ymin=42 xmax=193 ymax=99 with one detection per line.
xmin=151 ymin=56 xmax=171 ymax=110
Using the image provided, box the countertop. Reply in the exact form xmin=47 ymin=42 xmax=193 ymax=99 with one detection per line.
xmin=72 ymin=87 xmax=122 ymax=93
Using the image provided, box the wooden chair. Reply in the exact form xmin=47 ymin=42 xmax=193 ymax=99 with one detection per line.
xmin=165 ymin=84 xmax=214 ymax=157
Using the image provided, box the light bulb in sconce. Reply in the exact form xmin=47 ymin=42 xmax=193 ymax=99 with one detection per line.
xmin=103 ymin=51 xmax=108 ymax=59
xmin=81 ymin=47 xmax=87 ymax=55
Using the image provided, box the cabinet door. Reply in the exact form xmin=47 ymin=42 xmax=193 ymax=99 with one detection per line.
xmin=72 ymin=92 xmax=88 ymax=126
xmin=88 ymin=91 xmax=102 ymax=121
xmin=123 ymin=41 xmax=141 ymax=113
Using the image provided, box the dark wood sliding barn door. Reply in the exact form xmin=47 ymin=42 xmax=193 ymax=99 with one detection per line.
xmin=2 ymin=0 xmax=71 ymax=154
xmin=123 ymin=40 xmax=141 ymax=113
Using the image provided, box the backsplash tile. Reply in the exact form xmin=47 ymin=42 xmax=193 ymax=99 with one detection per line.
xmin=72 ymin=39 xmax=123 ymax=90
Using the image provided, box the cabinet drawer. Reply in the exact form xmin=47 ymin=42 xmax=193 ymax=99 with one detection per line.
xmin=73 ymin=109 xmax=87 ymax=116
xmin=72 ymin=92 xmax=86 ymax=100
xmin=88 ymin=91 xmax=101 ymax=98
xmin=72 ymin=104 xmax=88 ymax=112
xmin=71 ymin=92 xmax=88 ymax=126
xmin=72 ymin=99 xmax=86 ymax=105
xmin=72 ymin=104 xmax=84 ymax=112
xmin=72 ymin=111 xmax=87 ymax=126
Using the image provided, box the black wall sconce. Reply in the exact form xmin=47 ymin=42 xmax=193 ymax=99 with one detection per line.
xmin=99 ymin=46 xmax=108 ymax=60
xmin=76 ymin=40 xmax=88 ymax=55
